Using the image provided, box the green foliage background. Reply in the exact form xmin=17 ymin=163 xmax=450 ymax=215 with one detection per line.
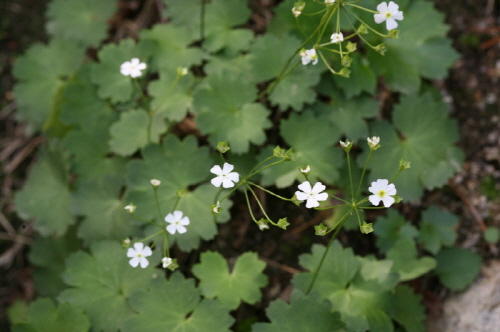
xmin=8 ymin=0 xmax=483 ymax=331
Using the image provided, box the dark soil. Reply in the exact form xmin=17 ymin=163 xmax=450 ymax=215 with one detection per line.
xmin=1 ymin=0 xmax=500 ymax=330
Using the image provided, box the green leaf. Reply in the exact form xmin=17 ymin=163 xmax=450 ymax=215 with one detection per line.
xmin=293 ymin=242 xmax=396 ymax=332
xmin=434 ymin=247 xmax=482 ymax=290
xmin=141 ymin=24 xmax=206 ymax=72
xmin=386 ymin=239 xmax=436 ymax=281
xmin=247 ymin=33 xmax=302 ymax=82
xmin=59 ymin=64 xmax=116 ymax=132
xmin=391 ymin=285 xmax=426 ymax=332
xmin=12 ymin=298 xmax=90 ymax=332
xmin=260 ymin=112 xmax=342 ymax=188
xmin=314 ymin=90 xmax=379 ymax=142
xmin=484 ymin=226 xmax=500 ymax=244
xmin=418 ymin=206 xmax=458 ymax=254
xmin=90 ymin=38 xmax=149 ymax=103
xmin=251 ymin=290 xmax=344 ymax=332
xmin=194 ymin=72 xmax=271 ymax=153
xmin=123 ymin=273 xmax=234 ymax=332
xmin=12 ymin=39 xmax=84 ymax=130
xmin=373 ymin=209 xmax=419 ymax=253
xmin=367 ymin=1 xmax=459 ymax=94
xmin=29 ymin=227 xmax=82 ymax=298
xmin=125 ymin=137 xmax=232 ymax=251
xmin=58 ymin=241 xmax=159 ymax=332
xmin=192 ymin=251 xmax=267 ymax=309
xmin=15 ymin=144 xmax=74 ymax=237
xmin=148 ymin=69 xmax=194 ymax=121
xmin=109 ymin=109 xmax=150 ymax=157
xmin=333 ymin=53 xmax=377 ymax=98
xmin=269 ymin=63 xmax=323 ymax=111
xmin=363 ymin=91 xmax=463 ymax=201
xmin=46 ymin=0 xmax=116 ymax=47
xmin=72 ymin=176 xmax=134 ymax=243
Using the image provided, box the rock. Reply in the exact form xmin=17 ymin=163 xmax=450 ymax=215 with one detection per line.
xmin=428 ymin=260 xmax=500 ymax=332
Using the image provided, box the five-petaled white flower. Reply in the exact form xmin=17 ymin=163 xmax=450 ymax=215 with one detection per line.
xmin=374 ymin=1 xmax=404 ymax=30
xmin=210 ymin=163 xmax=240 ymax=188
xmin=367 ymin=136 xmax=380 ymax=148
xmin=300 ymin=49 xmax=318 ymax=65
xmin=330 ymin=32 xmax=344 ymax=44
xmin=368 ymin=179 xmax=397 ymax=207
xmin=295 ymin=181 xmax=329 ymax=208
xmin=165 ymin=211 xmax=190 ymax=234
xmin=120 ymin=58 xmax=147 ymax=78
xmin=127 ymin=243 xmax=152 ymax=268
xmin=162 ymin=257 xmax=173 ymax=268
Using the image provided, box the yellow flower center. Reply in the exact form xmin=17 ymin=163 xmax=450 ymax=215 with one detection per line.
xmin=378 ymin=190 xmax=386 ymax=197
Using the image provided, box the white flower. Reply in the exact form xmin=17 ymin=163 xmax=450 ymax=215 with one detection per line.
xmin=212 ymin=201 xmax=221 ymax=214
xmin=124 ymin=204 xmax=136 ymax=213
xmin=300 ymin=49 xmax=318 ymax=65
xmin=374 ymin=1 xmax=404 ymax=30
xmin=165 ymin=211 xmax=190 ymax=234
xmin=368 ymin=179 xmax=397 ymax=207
xmin=210 ymin=162 xmax=240 ymax=188
xmin=120 ymin=58 xmax=147 ymax=78
xmin=177 ymin=67 xmax=188 ymax=76
xmin=292 ymin=7 xmax=302 ymax=17
xmin=150 ymin=179 xmax=161 ymax=187
xmin=127 ymin=243 xmax=152 ymax=268
xmin=339 ymin=139 xmax=351 ymax=148
xmin=295 ymin=181 xmax=329 ymax=208
xmin=367 ymin=136 xmax=380 ymax=148
xmin=162 ymin=257 xmax=173 ymax=268
xmin=300 ymin=165 xmax=311 ymax=174
xmin=325 ymin=0 xmax=335 ymax=3
xmin=330 ymin=32 xmax=344 ymax=44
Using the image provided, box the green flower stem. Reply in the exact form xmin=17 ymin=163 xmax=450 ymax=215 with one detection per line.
xmin=344 ymin=7 xmax=388 ymax=39
xmin=151 ymin=72 xmax=183 ymax=114
xmin=247 ymin=158 xmax=287 ymax=179
xmin=243 ymin=187 xmax=258 ymax=223
xmin=247 ymin=181 xmax=293 ymax=202
xmin=163 ymin=232 xmax=170 ymax=258
xmin=246 ymin=184 xmax=273 ymax=223
xmin=355 ymin=148 xmax=374 ymax=200
xmin=318 ymin=50 xmax=338 ymax=74
xmin=358 ymin=206 xmax=387 ymax=210
xmin=345 ymin=148 xmax=355 ymax=200
xmin=247 ymin=155 xmax=275 ymax=177
xmin=153 ymin=187 xmax=164 ymax=220
xmin=306 ymin=208 xmax=352 ymax=295
xmin=136 ymin=230 xmax=165 ymax=245
xmin=314 ymin=203 xmax=349 ymax=210
xmin=132 ymin=78 xmax=147 ymax=101
xmin=171 ymin=195 xmax=181 ymax=212
xmin=130 ymin=213 xmax=162 ymax=229
xmin=257 ymin=4 xmax=331 ymax=99
xmin=345 ymin=3 xmax=378 ymax=14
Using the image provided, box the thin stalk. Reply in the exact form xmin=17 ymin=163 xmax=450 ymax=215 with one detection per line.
xmin=306 ymin=209 xmax=352 ymax=295
xmin=247 ymin=182 xmax=293 ymax=201
xmin=246 ymin=184 xmax=273 ymax=222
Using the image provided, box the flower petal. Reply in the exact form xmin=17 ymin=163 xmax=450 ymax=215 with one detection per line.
xmin=176 ymin=225 xmax=187 ymax=234
xmin=369 ymin=194 xmax=382 ymax=206
xmin=142 ymin=246 xmax=152 ymax=257
xmin=311 ymin=182 xmax=326 ymax=194
xmin=210 ymin=165 xmax=222 ymax=175
xmin=167 ymin=224 xmax=177 ymax=234
xmin=386 ymin=18 xmax=398 ymax=30
xmin=305 ymin=198 xmax=319 ymax=208
xmin=227 ymin=172 xmax=239 ymax=183
xmin=129 ymin=257 xmax=140 ymax=267
xmin=297 ymin=181 xmax=312 ymax=193
xmin=211 ymin=177 xmax=223 ymax=187
xmin=139 ymin=257 xmax=149 ymax=268
xmin=295 ymin=191 xmax=308 ymax=201
xmin=382 ymin=196 xmax=395 ymax=208
xmin=180 ymin=216 xmax=190 ymax=226
xmin=222 ymin=162 xmax=234 ymax=173
xmin=222 ymin=179 xmax=235 ymax=188
xmin=315 ymin=192 xmax=329 ymax=202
